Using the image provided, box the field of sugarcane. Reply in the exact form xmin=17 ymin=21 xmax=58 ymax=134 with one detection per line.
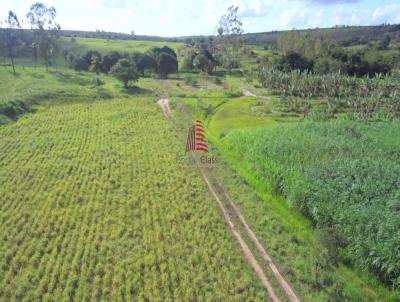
xmin=0 ymin=98 xmax=267 ymax=302
xmin=223 ymin=121 xmax=400 ymax=291
xmin=259 ymin=68 xmax=400 ymax=120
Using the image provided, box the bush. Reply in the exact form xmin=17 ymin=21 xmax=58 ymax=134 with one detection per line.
xmin=184 ymin=75 xmax=198 ymax=86
xmin=225 ymin=88 xmax=243 ymax=98
xmin=72 ymin=57 xmax=90 ymax=71
xmin=91 ymin=76 xmax=104 ymax=87
xmin=0 ymin=114 xmax=12 ymax=125
xmin=213 ymin=77 xmax=223 ymax=85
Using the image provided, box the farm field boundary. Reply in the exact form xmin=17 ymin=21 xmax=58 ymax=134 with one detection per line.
xmin=157 ymin=98 xmax=301 ymax=302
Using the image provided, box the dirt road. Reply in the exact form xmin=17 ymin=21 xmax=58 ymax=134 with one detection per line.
xmin=157 ymin=98 xmax=301 ymax=302
xmin=157 ymin=98 xmax=172 ymax=118
xmin=242 ymin=89 xmax=257 ymax=97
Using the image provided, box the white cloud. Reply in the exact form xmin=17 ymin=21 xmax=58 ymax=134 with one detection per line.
xmin=2 ymin=0 xmax=400 ymax=36
xmin=372 ymin=3 xmax=400 ymax=23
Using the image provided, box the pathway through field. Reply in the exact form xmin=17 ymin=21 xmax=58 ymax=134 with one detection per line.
xmin=157 ymin=98 xmax=301 ymax=302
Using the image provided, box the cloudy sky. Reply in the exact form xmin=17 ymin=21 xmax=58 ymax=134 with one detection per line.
xmin=1 ymin=0 xmax=400 ymax=36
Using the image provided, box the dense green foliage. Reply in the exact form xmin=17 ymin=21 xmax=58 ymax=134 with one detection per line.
xmin=224 ymin=121 xmax=400 ymax=289
xmin=273 ymin=31 xmax=399 ymax=77
xmin=240 ymin=24 xmax=400 ymax=47
xmin=109 ymin=58 xmax=139 ymax=87
xmin=259 ymin=68 xmax=400 ymax=120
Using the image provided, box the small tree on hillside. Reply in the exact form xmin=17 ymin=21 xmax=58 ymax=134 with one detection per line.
xmin=89 ymin=54 xmax=102 ymax=75
xmin=157 ymin=52 xmax=178 ymax=78
xmin=2 ymin=11 xmax=23 ymax=74
xmin=110 ymin=58 xmax=139 ymax=88
xmin=216 ymin=5 xmax=243 ymax=69
xmin=182 ymin=50 xmax=197 ymax=71
xmin=26 ymin=3 xmax=61 ymax=71
xmin=193 ymin=51 xmax=216 ymax=73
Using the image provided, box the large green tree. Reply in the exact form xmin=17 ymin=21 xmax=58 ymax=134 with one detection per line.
xmin=110 ymin=58 xmax=139 ymax=88
xmin=26 ymin=3 xmax=60 ymax=71
xmin=157 ymin=52 xmax=178 ymax=78
xmin=193 ymin=50 xmax=217 ymax=73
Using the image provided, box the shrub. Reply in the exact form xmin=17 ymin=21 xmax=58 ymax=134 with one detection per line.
xmin=213 ymin=77 xmax=223 ymax=85
xmin=184 ymin=75 xmax=198 ymax=86
xmin=0 ymin=114 xmax=12 ymax=125
xmin=91 ymin=76 xmax=104 ymax=87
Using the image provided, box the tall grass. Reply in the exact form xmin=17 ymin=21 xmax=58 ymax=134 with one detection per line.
xmin=225 ymin=121 xmax=400 ymax=290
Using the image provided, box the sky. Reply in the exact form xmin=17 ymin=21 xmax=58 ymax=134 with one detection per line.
xmin=1 ymin=0 xmax=400 ymax=37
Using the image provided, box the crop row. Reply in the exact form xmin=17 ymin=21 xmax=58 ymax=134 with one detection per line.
xmin=0 ymin=98 xmax=266 ymax=302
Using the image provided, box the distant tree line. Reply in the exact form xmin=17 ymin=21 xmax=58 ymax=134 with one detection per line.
xmin=268 ymin=31 xmax=400 ymax=77
xmin=64 ymin=46 xmax=178 ymax=87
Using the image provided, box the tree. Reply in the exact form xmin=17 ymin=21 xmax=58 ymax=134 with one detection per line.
xmin=72 ymin=57 xmax=90 ymax=71
xmin=102 ymin=51 xmax=121 ymax=72
xmin=26 ymin=3 xmax=61 ymax=71
xmin=376 ymin=35 xmax=391 ymax=50
xmin=157 ymin=52 xmax=178 ymax=78
xmin=133 ymin=53 xmax=157 ymax=75
xmin=218 ymin=6 xmax=243 ymax=36
xmin=193 ymin=50 xmax=216 ymax=73
xmin=3 ymin=11 xmax=22 ymax=74
xmin=150 ymin=46 xmax=177 ymax=60
xmin=89 ymin=53 xmax=102 ymax=75
xmin=278 ymin=51 xmax=314 ymax=72
xmin=182 ymin=50 xmax=197 ymax=71
xmin=110 ymin=58 xmax=139 ymax=88
xmin=216 ymin=6 xmax=243 ymax=70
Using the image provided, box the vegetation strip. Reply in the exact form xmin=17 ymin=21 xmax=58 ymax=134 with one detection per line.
xmin=158 ymin=98 xmax=301 ymax=302
xmin=215 ymin=178 xmax=301 ymax=302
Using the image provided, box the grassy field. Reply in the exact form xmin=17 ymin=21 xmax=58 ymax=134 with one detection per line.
xmin=224 ymin=121 xmax=400 ymax=288
xmin=1 ymin=33 xmax=400 ymax=301
xmin=174 ymin=87 xmax=400 ymax=301
xmin=62 ymin=37 xmax=184 ymax=56
xmin=0 ymin=97 xmax=268 ymax=301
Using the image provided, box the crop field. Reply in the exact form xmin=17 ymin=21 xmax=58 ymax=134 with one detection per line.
xmin=62 ymin=37 xmax=184 ymax=56
xmin=1 ymin=5 xmax=400 ymax=299
xmin=0 ymin=98 xmax=267 ymax=301
xmin=223 ymin=121 xmax=400 ymax=290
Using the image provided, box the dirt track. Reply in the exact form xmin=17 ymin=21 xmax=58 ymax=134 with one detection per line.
xmin=157 ymin=98 xmax=301 ymax=302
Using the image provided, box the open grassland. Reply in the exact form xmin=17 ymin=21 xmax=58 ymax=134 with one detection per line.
xmin=62 ymin=37 xmax=184 ymax=56
xmin=0 ymin=67 xmax=110 ymax=123
xmin=0 ymin=98 xmax=267 ymax=301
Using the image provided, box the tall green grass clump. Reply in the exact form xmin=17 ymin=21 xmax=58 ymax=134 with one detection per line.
xmin=225 ymin=121 xmax=400 ymax=290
